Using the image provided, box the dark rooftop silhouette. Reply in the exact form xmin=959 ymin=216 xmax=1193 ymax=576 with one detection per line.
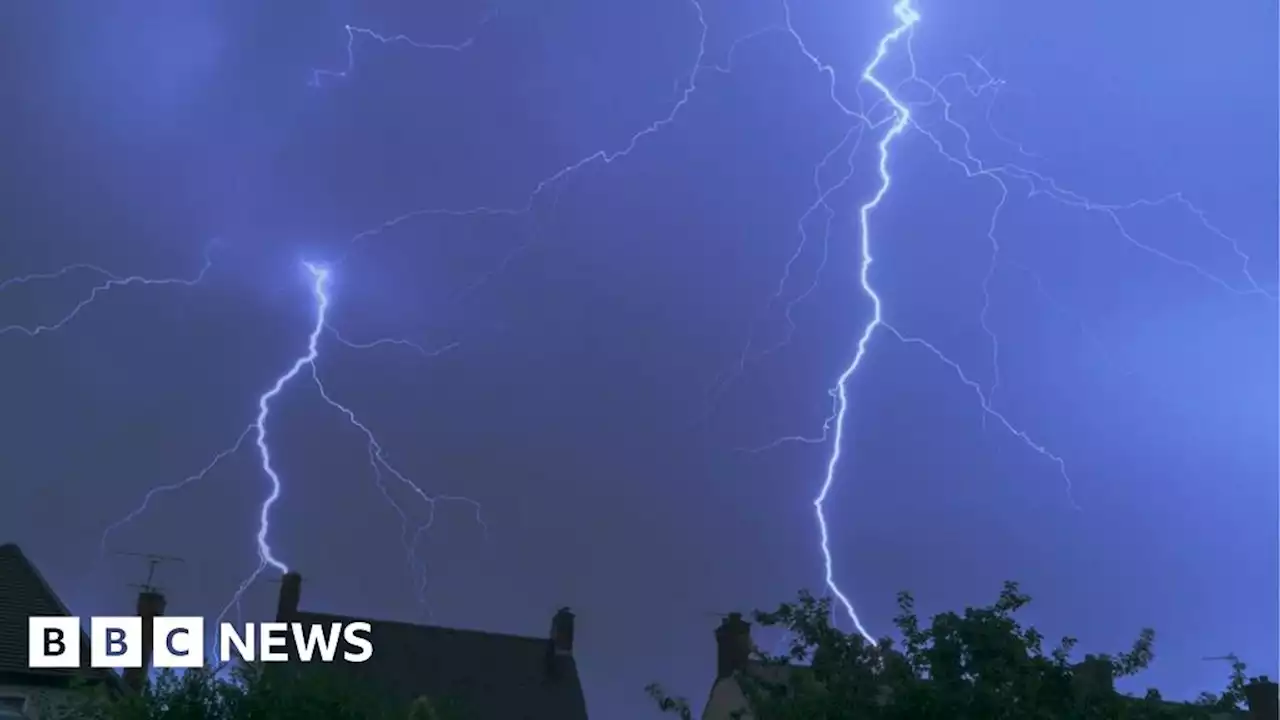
xmin=0 ymin=543 xmax=122 ymax=690
xmin=276 ymin=571 xmax=589 ymax=720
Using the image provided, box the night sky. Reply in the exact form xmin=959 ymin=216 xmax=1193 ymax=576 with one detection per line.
xmin=2 ymin=0 xmax=1276 ymax=717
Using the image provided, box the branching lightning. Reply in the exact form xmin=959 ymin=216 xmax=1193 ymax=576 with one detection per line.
xmin=804 ymin=0 xmax=920 ymax=644
xmin=6 ymin=0 xmax=1269 ymax=649
xmin=307 ymin=0 xmax=1271 ymax=645
xmin=308 ymin=366 xmax=488 ymax=612
xmin=1 ymin=5 xmax=496 ymax=629
xmin=334 ymin=1 xmax=712 ymax=254
xmin=736 ymin=0 xmax=1273 ymax=644
xmin=251 ymin=262 xmax=332 ymax=576
xmin=84 ymin=259 xmax=484 ymax=622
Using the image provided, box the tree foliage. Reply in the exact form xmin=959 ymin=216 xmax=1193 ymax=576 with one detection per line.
xmin=50 ymin=663 xmax=461 ymax=720
xmin=650 ymin=582 xmax=1256 ymax=720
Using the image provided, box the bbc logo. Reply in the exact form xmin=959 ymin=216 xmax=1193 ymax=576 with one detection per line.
xmin=29 ymin=616 xmax=205 ymax=669
xmin=30 ymin=616 xmax=374 ymax=667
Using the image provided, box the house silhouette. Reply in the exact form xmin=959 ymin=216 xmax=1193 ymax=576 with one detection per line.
xmin=274 ymin=571 xmax=589 ymax=720
xmin=0 ymin=544 xmax=126 ymax=718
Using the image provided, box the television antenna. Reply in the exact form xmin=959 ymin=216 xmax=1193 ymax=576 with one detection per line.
xmin=115 ymin=551 xmax=185 ymax=593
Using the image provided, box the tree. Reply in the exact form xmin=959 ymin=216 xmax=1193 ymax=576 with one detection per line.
xmin=50 ymin=663 xmax=462 ymax=720
xmin=650 ymin=582 xmax=1253 ymax=719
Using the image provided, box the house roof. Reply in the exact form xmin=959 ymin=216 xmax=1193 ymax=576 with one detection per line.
xmin=705 ymin=660 xmax=805 ymax=715
xmin=0 ymin=543 xmax=122 ymax=688
xmin=289 ymin=610 xmax=589 ymax=720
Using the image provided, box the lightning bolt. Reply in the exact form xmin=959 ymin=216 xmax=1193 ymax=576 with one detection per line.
xmin=0 ymin=12 xmax=496 ymax=630
xmin=11 ymin=0 xmax=1263 ymax=658
xmin=89 ymin=259 xmax=483 ymax=622
xmin=113 ymin=262 xmax=334 ymax=628
xmin=0 ymin=252 xmax=214 ymax=338
xmin=250 ymin=262 xmax=332 ymax=576
xmin=333 ymin=0 xmax=712 ymax=256
xmin=308 ymin=366 xmax=488 ymax=612
xmin=725 ymin=0 xmax=1273 ymax=645
xmin=0 ymin=247 xmax=251 ymax=584
xmin=311 ymin=0 xmax=1162 ymax=646
xmin=806 ymin=0 xmax=920 ymax=644
xmin=328 ymin=325 xmax=460 ymax=360
xmin=310 ymin=19 xmax=488 ymax=87
xmin=315 ymin=0 xmax=915 ymax=641
xmin=0 ymin=248 xmax=254 ymax=584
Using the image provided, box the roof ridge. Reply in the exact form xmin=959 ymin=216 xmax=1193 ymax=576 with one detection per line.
xmin=291 ymin=610 xmax=549 ymax=644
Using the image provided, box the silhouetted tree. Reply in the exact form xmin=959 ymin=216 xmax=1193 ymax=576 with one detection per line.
xmin=650 ymin=582 xmax=1253 ymax=719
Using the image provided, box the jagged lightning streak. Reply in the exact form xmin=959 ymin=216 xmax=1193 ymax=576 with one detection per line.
xmin=95 ymin=261 xmax=329 ymax=629
xmin=745 ymin=0 xmax=1273 ymax=644
xmin=306 ymin=0 xmax=1270 ymax=649
xmin=335 ymin=0 xmax=711 ymax=255
xmin=328 ymin=325 xmax=460 ymax=359
xmin=0 ymin=249 xmax=277 ymax=587
xmin=318 ymin=0 xmax=907 ymax=638
xmin=892 ymin=52 xmax=1275 ymax=416
xmin=86 ymin=15 xmax=498 ymax=624
xmin=220 ymin=261 xmax=482 ymax=619
xmin=0 ymin=253 xmax=214 ymax=337
xmin=209 ymin=263 xmax=333 ymax=627
xmin=99 ymin=288 xmax=459 ymax=567
xmin=85 ymin=256 xmax=477 ymax=632
xmin=311 ymin=20 xmax=487 ymax=87
xmin=308 ymin=365 xmax=487 ymax=611
xmin=203 ymin=262 xmax=479 ymax=622
xmin=1 ymin=252 xmax=231 ymax=558
xmin=801 ymin=0 xmax=920 ymax=645
xmin=249 ymin=261 xmax=332 ymax=576
xmin=99 ymin=426 xmax=255 ymax=557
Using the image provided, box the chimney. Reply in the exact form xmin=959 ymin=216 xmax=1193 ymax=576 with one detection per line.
xmin=544 ymin=608 xmax=576 ymax=682
xmin=1245 ymin=676 xmax=1278 ymax=720
xmin=550 ymin=607 xmax=574 ymax=656
xmin=1071 ymin=654 xmax=1115 ymax=702
xmin=715 ymin=613 xmax=752 ymax=680
xmin=276 ymin=571 xmax=301 ymax=621
xmin=123 ymin=589 xmax=166 ymax=692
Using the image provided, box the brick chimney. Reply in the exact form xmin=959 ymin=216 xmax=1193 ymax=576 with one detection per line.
xmin=276 ymin=571 xmax=301 ymax=621
xmin=550 ymin=607 xmax=575 ymax=656
xmin=123 ymin=589 xmax=165 ymax=692
xmin=715 ymin=613 xmax=752 ymax=680
xmin=1245 ymin=676 xmax=1278 ymax=720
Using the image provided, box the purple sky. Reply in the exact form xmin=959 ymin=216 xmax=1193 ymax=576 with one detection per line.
xmin=1 ymin=0 xmax=1276 ymax=717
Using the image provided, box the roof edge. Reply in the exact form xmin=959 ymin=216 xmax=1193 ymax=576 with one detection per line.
xmin=290 ymin=610 xmax=553 ymax=646
xmin=1 ymin=543 xmax=128 ymax=694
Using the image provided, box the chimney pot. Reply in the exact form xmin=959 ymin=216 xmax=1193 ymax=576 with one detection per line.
xmin=715 ymin=613 xmax=752 ymax=680
xmin=277 ymin=571 xmax=301 ymax=621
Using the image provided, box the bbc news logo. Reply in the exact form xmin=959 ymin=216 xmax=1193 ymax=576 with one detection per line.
xmin=28 ymin=617 xmax=373 ymax=668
